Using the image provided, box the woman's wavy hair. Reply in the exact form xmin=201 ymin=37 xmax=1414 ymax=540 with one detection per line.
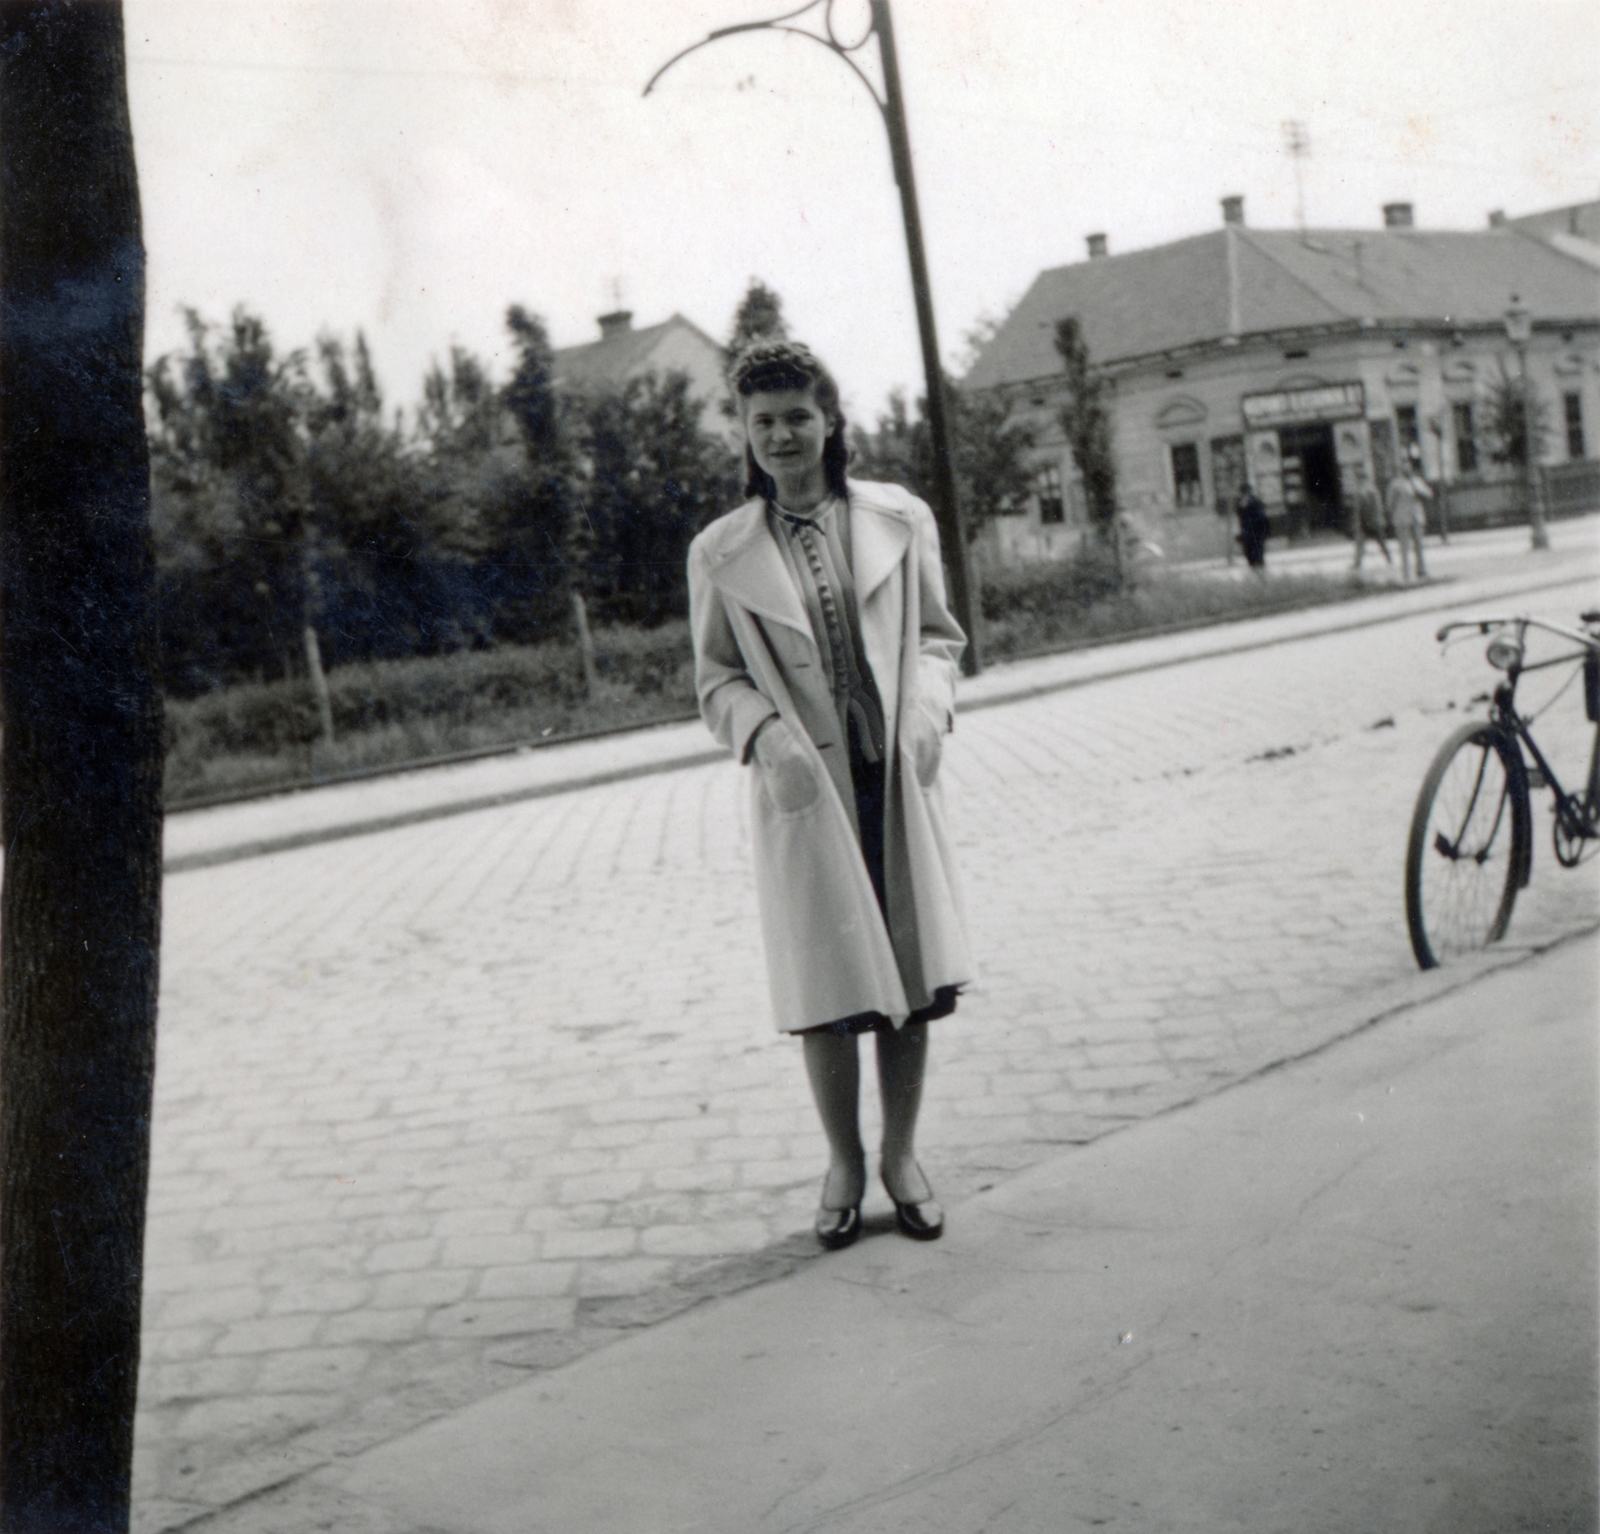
xmin=729 ymin=340 xmax=850 ymax=503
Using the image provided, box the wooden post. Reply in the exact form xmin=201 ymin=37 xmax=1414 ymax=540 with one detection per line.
xmin=303 ymin=623 xmax=336 ymax=745
xmin=571 ymin=589 xmax=599 ymax=697
xmin=0 ymin=6 xmax=164 ymax=1528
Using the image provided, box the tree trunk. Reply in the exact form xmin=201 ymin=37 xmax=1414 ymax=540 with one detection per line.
xmin=0 ymin=6 xmax=165 ymax=1530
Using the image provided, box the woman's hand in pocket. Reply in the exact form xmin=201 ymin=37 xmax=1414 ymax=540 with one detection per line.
xmin=906 ymin=705 xmax=944 ymax=788
xmin=753 ymin=717 xmax=821 ymax=811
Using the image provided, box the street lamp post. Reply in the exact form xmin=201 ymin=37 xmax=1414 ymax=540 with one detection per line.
xmin=646 ymin=0 xmax=983 ymax=674
xmin=1503 ymin=298 xmax=1550 ymax=551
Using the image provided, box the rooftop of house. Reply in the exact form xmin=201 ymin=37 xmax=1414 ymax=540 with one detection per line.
xmin=1508 ymin=199 xmax=1600 ymax=271
xmin=963 ymin=207 xmax=1600 ymax=392
xmin=550 ymin=311 xmax=724 ymax=393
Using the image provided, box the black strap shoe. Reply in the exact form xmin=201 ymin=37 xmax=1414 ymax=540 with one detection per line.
xmin=883 ymin=1163 xmax=944 ymax=1241
xmin=814 ymin=1202 xmax=861 ymax=1250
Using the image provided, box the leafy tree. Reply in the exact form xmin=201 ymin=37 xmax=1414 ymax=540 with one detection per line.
xmin=1054 ymin=316 xmax=1118 ymax=541
xmin=1483 ymin=358 xmax=1552 ymax=470
xmin=1 ymin=6 xmax=165 ymax=1527
xmin=724 ymin=276 xmax=788 ymax=366
xmin=570 ymin=371 xmax=742 ymax=625
xmin=720 ymin=277 xmax=790 ymax=421
xmin=849 ymin=379 xmax=1036 ymax=544
xmin=146 ymin=308 xmax=317 ymax=689
xmin=488 ymin=305 xmax=582 ymax=640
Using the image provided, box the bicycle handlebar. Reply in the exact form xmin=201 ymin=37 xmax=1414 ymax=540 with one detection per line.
xmin=1435 ymin=615 xmax=1600 ymax=649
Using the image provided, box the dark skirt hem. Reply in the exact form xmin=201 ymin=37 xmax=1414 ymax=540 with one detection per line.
xmin=798 ymin=984 xmax=962 ymax=1038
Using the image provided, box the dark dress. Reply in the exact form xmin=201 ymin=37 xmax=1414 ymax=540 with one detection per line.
xmin=1237 ymin=491 xmax=1269 ymax=568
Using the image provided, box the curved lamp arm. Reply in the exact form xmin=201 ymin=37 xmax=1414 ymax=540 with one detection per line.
xmin=644 ymin=0 xmax=886 ymax=120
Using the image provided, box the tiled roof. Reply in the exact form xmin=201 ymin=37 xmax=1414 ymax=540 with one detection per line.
xmin=1511 ymin=199 xmax=1600 ymax=244
xmin=963 ymin=224 xmax=1600 ymax=391
xmin=550 ymin=313 xmax=721 ymax=392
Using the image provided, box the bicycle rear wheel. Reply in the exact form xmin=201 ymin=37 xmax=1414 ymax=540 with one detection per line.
xmin=1405 ymin=722 xmax=1529 ymax=969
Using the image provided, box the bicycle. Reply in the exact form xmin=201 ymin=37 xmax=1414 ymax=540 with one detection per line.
xmin=1405 ymin=609 xmax=1600 ymax=970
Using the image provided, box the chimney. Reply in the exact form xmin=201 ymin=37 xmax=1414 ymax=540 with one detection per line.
xmin=1488 ymin=208 xmax=1506 ymax=228
xmin=1382 ymin=202 xmax=1414 ymax=229
xmin=1086 ymin=232 xmax=1108 ymax=260
xmin=598 ymin=310 xmax=633 ymax=340
xmin=1221 ymin=195 xmax=1245 ymax=227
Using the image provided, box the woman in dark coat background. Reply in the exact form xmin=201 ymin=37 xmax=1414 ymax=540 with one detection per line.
xmin=1236 ymin=483 xmax=1269 ymax=571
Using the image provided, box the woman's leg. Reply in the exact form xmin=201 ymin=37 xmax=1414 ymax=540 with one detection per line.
xmin=876 ymin=1020 xmax=933 ymax=1203
xmin=802 ymin=1030 xmax=866 ymax=1208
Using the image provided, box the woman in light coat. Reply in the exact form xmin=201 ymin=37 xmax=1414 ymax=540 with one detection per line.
xmin=688 ymin=340 xmax=972 ymax=1250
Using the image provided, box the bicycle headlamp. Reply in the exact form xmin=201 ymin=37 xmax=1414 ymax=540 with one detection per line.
xmin=1486 ymin=635 xmax=1523 ymax=672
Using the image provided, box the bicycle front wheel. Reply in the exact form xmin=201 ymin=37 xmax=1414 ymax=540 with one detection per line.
xmin=1406 ymin=722 xmax=1529 ymax=969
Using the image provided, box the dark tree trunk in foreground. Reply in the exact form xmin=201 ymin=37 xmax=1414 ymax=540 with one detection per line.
xmin=0 ymin=5 xmax=165 ymax=1529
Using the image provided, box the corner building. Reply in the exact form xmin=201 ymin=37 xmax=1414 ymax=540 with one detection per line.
xmin=962 ymin=198 xmax=1600 ymax=564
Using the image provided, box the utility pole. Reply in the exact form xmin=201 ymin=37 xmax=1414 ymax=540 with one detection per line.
xmin=1 ymin=4 xmax=166 ymax=1529
xmin=647 ymin=0 xmax=983 ymax=674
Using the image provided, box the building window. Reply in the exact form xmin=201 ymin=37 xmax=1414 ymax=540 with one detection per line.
xmin=1565 ymin=392 xmax=1586 ymax=459
xmin=1395 ymin=404 xmax=1419 ymax=456
xmin=1452 ymin=402 xmax=1478 ymax=474
xmin=1170 ymin=442 xmax=1203 ymax=507
xmin=1035 ymin=465 xmax=1065 ymax=524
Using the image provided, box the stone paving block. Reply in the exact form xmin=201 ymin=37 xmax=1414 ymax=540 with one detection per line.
xmin=254 ymin=1346 xmax=372 ymax=1395
xmin=440 ymin=1233 xmax=540 ymax=1269
xmin=153 ymin=1286 xmax=264 ymax=1330
xmin=220 ymin=1220 xmax=350 ymax=1258
xmin=369 ymin=1269 xmax=473 ymax=1310
xmin=320 ymin=1308 xmax=428 ymax=1347
xmin=265 ymin=1279 xmax=373 ymax=1316
xmin=142 ymin=1258 xmax=260 ymax=1296
xmin=639 ymin=1220 xmax=772 ymax=1258
xmin=211 ymin=1315 xmax=323 ymax=1357
xmin=363 ymin=1238 xmax=439 ymax=1274
xmin=141 ymin=1355 xmax=262 ymax=1406
xmin=651 ymin=1162 xmax=738 ymax=1194
xmin=556 ymin=1169 xmax=647 ymax=1204
xmin=572 ymin=1257 xmax=679 ymax=1297
xmin=423 ymin=1297 xmax=576 ymax=1339
xmin=541 ymin=1227 xmax=640 ymax=1260
xmin=476 ymin=1262 xmax=577 ymax=1300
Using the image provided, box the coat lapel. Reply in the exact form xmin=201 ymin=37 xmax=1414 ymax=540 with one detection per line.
xmin=707 ymin=500 xmax=812 ymax=638
xmin=848 ymin=484 xmax=912 ymax=604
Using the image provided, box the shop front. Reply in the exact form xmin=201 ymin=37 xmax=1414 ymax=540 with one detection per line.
xmin=1241 ymin=381 xmax=1369 ymax=537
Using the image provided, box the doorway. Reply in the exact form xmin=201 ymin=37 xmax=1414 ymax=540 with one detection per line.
xmin=1277 ymin=422 xmax=1345 ymax=535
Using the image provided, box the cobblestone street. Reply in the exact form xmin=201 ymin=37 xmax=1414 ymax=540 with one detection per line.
xmin=136 ymin=556 xmax=1600 ymax=1530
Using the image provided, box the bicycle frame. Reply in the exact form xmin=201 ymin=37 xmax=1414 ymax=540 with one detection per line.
xmin=1436 ymin=614 xmax=1600 ymax=865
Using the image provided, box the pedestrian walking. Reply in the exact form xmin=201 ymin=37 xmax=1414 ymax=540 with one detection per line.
xmin=1236 ymin=483 xmax=1269 ymax=573
xmin=688 ymin=340 xmax=972 ymax=1252
xmin=1385 ymin=449 xmax=1432 ymax=583
xmin=1346 ymin=461 xmax=1392 ymax=571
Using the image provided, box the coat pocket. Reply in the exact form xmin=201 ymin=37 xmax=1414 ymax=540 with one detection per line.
xmin=755 ymin=719 xmax=824 ymax=815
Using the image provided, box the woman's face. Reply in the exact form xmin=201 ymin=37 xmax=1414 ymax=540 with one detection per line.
xmin=742 ymin=386 xmax=832 ymax=491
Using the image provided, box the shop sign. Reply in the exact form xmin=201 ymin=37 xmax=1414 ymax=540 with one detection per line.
xmin=1241 ymin=381 xmax=1365 ymax=428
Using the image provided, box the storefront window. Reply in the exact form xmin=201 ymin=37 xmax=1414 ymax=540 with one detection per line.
xmin=1452 ymin=402 xmax=1478 ymax=474
xmin=1170 ymin=442 xmax=1203 ymax=507
xmin=1565 ymin=393 xmax=1586 ymax=460
xmin=1035 ymin=464 xmax=1065 ymax=524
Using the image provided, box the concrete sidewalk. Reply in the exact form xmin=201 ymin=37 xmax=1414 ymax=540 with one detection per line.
xmin=164 ymin=519 xmax=1600 ymax=873
xmin=272 ymin=934 xmax=1598 ymax=1534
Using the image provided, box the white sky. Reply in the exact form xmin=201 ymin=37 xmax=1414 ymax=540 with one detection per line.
xmin=123 ymin=0 xmax=1600 ymax=428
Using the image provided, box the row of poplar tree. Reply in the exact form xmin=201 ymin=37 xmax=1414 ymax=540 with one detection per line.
xmin=147 ymin=280 xmax=1038 ymax=697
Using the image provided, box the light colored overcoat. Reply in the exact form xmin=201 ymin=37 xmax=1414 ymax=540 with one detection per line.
xmin=688 ymin=478 xmax=972 ymax=1034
